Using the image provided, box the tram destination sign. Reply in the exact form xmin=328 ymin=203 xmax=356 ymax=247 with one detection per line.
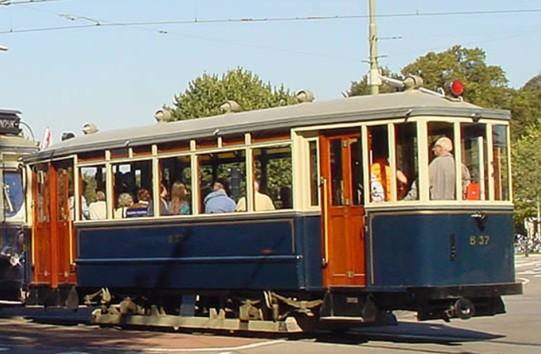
xmin=0 ymin=114 xmax=21 ymax=134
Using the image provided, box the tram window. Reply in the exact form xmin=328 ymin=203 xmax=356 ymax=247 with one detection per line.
xmin=330 ymin=139 xmax=344 ymax=206
xmin=427 ymin=122 xmax=456 ymax=200
xmin=198 ymin=150 xmax=246 ymax=213
xmin=396 ymin=123 xmax=418 ymax=201
xmin=493 ymin=125 xmax=510 ymax=201
xmin=159 ymin=156 xmax=192 ymax=216
xmin=80 ymin=166 xmax=107 ymax=220
xmin=112 ymin=160 xmax=153 ymax=217
xmin=350 ymin=136 xmax=363 ymax=206
xmin=368 ymin=125 xmax=390 ymax=202
xmin=2 ymin=170 xmax=24 ymax=218
xmin=461 ymin=123 xmax=488 ymax=200
xmin=56 ymin=166 xmax=73 ymax=221
xmin=252 ymin=145 xmax=292 ymax=210
xmin=36 ymin=168 xmax=49 ymax=223
xmin=309 ymin=141 xmax=319 ymax=207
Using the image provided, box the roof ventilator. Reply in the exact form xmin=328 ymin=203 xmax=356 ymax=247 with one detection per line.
xmin=296 ymin=90 xmax=315 ymax=103
xmin=220 ymin=100 xmax=241 ymax=114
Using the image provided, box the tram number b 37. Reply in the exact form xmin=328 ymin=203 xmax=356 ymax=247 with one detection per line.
xmin=469 ymin=235 xmax=490 ymax=246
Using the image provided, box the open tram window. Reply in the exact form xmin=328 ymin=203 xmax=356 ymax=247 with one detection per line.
xmin=368 ymin=125 xmax=390 ymax=202
xmin=252 ymin=145 xmax=292 ymax=211
xmin=492 ymin=125 xmax=510 ymax=201
xmin=79 ymin=165 xmax=107 ymax=220
xmin=427 ymin=122 xmax=456 ymax=200
xmin=55 ymin=162 xmax=73 ymax=222
xmin=198 ymin=150 xmax=246 ymax=214
xmin=159 ymin=156 xmax=192 ymax=216
xmin=112 ymin=160 xmax=153 ymax=217
xmin=461 ymin=123 xmax=488 ymax=200
xmin=2 ymin=169 xmax=24 ymax=219
xmin=35 ymin=166 xmax=50 ymax=224
xmin=396 ymin=123 xmax=418 ymax=201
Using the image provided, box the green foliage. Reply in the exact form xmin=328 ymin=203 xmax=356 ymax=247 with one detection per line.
xmin=509 ymin=74 xmax=541 ymax=140
xmin=401 ymin=45 xmax=512 ymax=108
xmin=347 ymin=67 xmax=402 ymax=97
xmin=512 ymin=125 xmax=541 ymax=223
xmin=170 ymin=67 xmax=297 ymax=120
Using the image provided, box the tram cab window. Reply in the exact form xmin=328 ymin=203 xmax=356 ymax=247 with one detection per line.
xmin=493 ymin=125 xmax=510 ymax=200
xmin=198 ymin=150 xmax=246 ymax=213
xmin=427 ymin=122 xmax=457 ymax=200
xmin=112 ymin=160 xmax=153 ymax=217
xmin=309 ymin=141 xmax=319 ymax=207
xmin=80 ymin=166 xmax=107 ymax=220
xmin=368 ymin=125 xmax=390 ymax=202
xmin=461 ymin=123 xmax=488 ymax=200
xmin=56 ymin=164 xmax=73 ymax=222
xmin=252 ymin=145 xmax=292 ymax=210
xmin=396 ymin=123 xmax=418 ymax=201
xmin=1 ymin=170 xmax=24 ymax=219
xmin=159 ymin=156 xmax=192 ymax=216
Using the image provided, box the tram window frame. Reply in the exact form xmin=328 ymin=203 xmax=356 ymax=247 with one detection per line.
xmin=460 ymin=123 xmax=488 ymax=201
xmin=111 ymin=159 xmax=154 ymax=218
xmin=1 ymin=168 xmax=25 ymax=220
xmin=197 ymin=149 xmax=247 ymax=214
xmin=492 ymin=124 xmax=511 ymax=201
xmin=158 ymin=155 xmax=193 ymax=216
xmin=79 ymin=165 xmax=108 ymax=221
xmin=395 ymin=122 xmax=419 ymax=202
xmin=251 ymin=144 xmax=293 ymax=211
xmin=308 ymin=139 xmax=320 ymax=207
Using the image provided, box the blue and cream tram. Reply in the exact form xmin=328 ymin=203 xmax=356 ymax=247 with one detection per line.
xmin=23 ymin=82 xmax=521 ymax=331
xmin=0 ymin=109 xmax=37 ymax=303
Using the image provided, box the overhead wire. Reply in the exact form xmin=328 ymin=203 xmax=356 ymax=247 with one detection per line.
xmin=0 ymin=8 xmax=541 ymax=35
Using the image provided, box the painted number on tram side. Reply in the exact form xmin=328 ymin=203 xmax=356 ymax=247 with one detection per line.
xmin=469 ymin=235 xmax=490 ymax=246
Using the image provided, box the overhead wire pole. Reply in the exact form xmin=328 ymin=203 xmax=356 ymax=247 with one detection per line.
xmin=368 ymin=0 xmax=381 ymax=95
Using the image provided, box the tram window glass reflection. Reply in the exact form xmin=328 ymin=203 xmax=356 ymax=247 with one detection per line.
xmin=309 ymin=140 xmax=319 ymax=207
xmin=427 ymin=122 xmax=456 ymax=200
xmin=461 ymin=123 xmax=488 ymax=200
xmin=330 ymin=139 xmax=344 ymax=206
xmin=112 ymin=160 xmax=153 ymax=217
xmin=159 ymin=156 xmax=192 ymax=216
xmin=198 ymin=150 xmax=246 ymax=213
xmin=2 ymin=170 xmax=24 ymax=218
xmin=493 ymin=125 xmax=510 ymax=201
xmin=253 ymin=145 xmax=292 ymax=210
xmin=80 ymin=166 xmax=107 ymax=220
xmin=36 ymin=168 xmax=49 ymax=223
xmin=368 ymin=125 xmax=390 ymax=202
xmin=396 ymin=123 xmax=418 ymax=201
xmin=56 ymin=165 xmax=73 ymax=222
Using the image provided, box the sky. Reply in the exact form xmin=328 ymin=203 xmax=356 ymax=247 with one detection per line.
xmin=0 ymin=0 xmax=539 ymax=144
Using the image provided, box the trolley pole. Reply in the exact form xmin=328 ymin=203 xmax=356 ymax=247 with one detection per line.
xmin=368 ymin=0 xmax=380 ymax=95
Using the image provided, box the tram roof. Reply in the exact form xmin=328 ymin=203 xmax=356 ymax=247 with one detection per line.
xmin=29 ymin=89 xmax=510 ymax=161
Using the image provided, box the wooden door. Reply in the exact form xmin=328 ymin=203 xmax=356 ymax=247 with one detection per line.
xmin=33 ymin=166 xmax=52 ymax=284
xmin=32 ymin=161 xmax=76 ymax=287
xmin=320 ymin=132 xmax=366 ymax=287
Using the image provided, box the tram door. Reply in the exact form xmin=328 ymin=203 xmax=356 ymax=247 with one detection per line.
xmin=32 ymin=161 xmax=76 ymax=287
xmin=320 ymin=132 xmax=366 ymax=287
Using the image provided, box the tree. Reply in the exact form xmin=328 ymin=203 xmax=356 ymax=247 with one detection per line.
xmin=170 ymin=68 xmax=297 ymax=120
xmin=512 ymin=124 xmax=541 ymax=224
xmin=347 ymin=67 xmax=402 ymax=97
xmin=509 ymin=74 xmax=541 ymax=140
xmin=401 ymin=45 xmax=512 ymax=109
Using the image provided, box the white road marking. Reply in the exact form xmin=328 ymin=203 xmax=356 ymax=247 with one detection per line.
xmin=517 ymin=270 xmax=536 ymax=275
xmin=145 ymin=340 xmax=285 ymax=353
xmin=519 ymin=277 xmax=530 ymax=285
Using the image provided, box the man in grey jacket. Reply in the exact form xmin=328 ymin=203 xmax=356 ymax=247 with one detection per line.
xmin=429 ymin=137 xmax=455 ymax=200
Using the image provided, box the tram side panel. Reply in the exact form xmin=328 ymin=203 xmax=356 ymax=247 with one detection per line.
xmin=368 ymin=208 xmax=520 ymax=318
xmin=76 ymin=214 xmax=324 ymax=292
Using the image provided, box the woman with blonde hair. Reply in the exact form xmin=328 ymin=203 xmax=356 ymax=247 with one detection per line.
xmin=114 ymin=192 xmax=134 ymax=218
xmin=169 ymin=181 xmax=190 ymax=215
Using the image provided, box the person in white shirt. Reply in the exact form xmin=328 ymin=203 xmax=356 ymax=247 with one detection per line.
xmin=236 ymin=181 xmax=275 ymax=212
xmin=89 ymin=191 xmax=107 ymax=220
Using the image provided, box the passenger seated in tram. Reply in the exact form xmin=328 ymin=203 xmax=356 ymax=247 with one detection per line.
xmin=235 ymin=181 xmax=275 ymax=212
xmin=89 ymin=191 xmax=107 ymax=220
xmin=159 ymin=183 xmax=170 ymax=215
xmin=169 ymin=181 xmax=190 ymax=215
xmin=370 ymin=160 xmax=408 ymax=202
xmin=114 ymin=192 xmax=134 ymax=218
xmin=126 ymin=188 xmax=153 ymax=217
xmin=204 ymin=177 xmax=235 ymax=213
